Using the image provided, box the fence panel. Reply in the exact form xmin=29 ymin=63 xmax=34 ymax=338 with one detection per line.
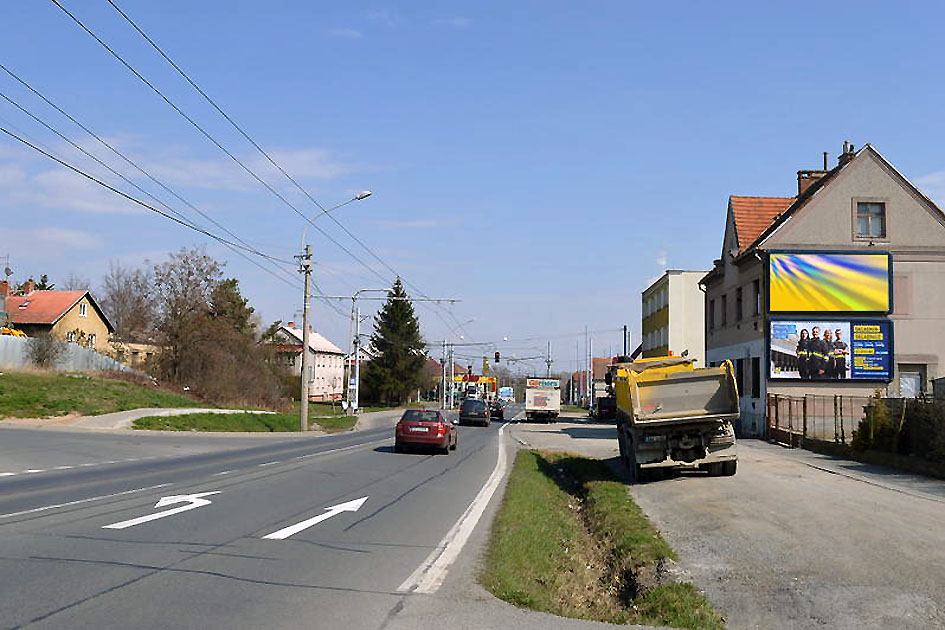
xmin=766 ymin=393 xmax=871 ymax=447
xmin=0 ymin=335 xmax=133 ymax=373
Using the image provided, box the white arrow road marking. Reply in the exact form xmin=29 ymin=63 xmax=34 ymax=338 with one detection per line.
xmin=102 ymin=491 xmax=221 ymax=530
xmin=262 ymin=497 xmax=368 ymax=540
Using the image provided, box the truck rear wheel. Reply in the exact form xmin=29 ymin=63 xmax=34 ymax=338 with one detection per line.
xmin=722 ymin=461 xmax=737 ymax=476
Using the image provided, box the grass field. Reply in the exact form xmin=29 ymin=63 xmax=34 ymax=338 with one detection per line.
xmin=132 ymin=406 xmax=359 ymax=433
xmin=481 ymin=450 xmax=723 ymax=629
xmin=0 ymin=370 xmax=202 ymax=419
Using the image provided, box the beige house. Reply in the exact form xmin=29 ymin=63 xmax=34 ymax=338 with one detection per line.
xmin=2 ymin=280 xmax=114 ymax=350
xmin=272 ymin=323 xmax=345 ymax=402
xmin=702 ymin=142 xmax=945 ymax=436
xmin=641 ymin=270 xmax=709 ymax=366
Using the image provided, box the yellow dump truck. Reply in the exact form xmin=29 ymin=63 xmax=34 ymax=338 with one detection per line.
xmin=609 ymin=356 xmax=739 ymax=482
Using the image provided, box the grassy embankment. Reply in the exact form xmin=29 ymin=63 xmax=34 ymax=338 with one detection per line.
xmin=560 ymin=405 xmax=588 ymax=415
xmin=482 ymin=450 xmax=723 ymax=629
xmin=0 ymin=370 xmax=201 ymax=418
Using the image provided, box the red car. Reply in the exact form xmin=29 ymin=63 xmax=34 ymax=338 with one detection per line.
xmin=394 ymin=409 xmax=457 ymax=454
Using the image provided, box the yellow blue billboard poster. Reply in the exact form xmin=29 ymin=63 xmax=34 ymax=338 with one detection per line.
xmin=769 ymin=319 xmax=892 ymax=381
xmin=768 ymin=252 xmax=891 ymax=313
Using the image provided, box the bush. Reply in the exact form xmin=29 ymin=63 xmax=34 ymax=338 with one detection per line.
xmin=25 ymin=335 xmax=68 ymax=369
xmin=905 ymin=399 xmax=945 ymax=464
xmin=853 ymin=393 xmax=945 ymax=465
xmin=852 ymin=390 xmax=893 ymax=453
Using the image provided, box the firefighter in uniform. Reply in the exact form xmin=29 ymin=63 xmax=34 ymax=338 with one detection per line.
xmin=796 ymin=329 xmax=811 ymax=379
xmin=823 ymin=329 xmax=835 ymax=378
xmin=808 ymin=326 xmax=828 ymax=379
xmin=833 ymin=328 xmax=849 ymax=379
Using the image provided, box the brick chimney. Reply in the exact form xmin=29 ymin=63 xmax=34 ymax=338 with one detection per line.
xmin=797 ymin=170 xmax=829 ymax=196
xmin=0 ymin=280 xmax=9 ymax=297
xmin=23 ymin=278 xmax=35 ymax=295
xmin=838 ymin=140 xmax=856 ymax=166
xmin=287 ymin=321 xmax=295 ymax=328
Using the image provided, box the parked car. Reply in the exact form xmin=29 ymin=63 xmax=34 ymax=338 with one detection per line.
xmin=459 ymin=398 xmax=490 ymax=427
xmin=394 ymin=409 xmax=457 ymax=454
xmin=490 ymin=399 xmax=505 ymax=420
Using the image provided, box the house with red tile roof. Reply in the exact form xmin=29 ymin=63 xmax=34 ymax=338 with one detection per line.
xmin=701 ymin=142 xmax=945 ymax=437
xmin=1 ymin=279 xmax=114 ymax=352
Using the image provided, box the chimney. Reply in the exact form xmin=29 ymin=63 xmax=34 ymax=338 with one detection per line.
xmin=23 ymin=278 xmax=35 ymax=295
xmin=0 ymin=280 xmax=9 ymax=297
xmin=797 ymin=169 xmax=828 ymax=196
xmin=287 ymin=321 xmax=295 ymax=328
xmin=838 ymin=140 xmax=856 ymax=166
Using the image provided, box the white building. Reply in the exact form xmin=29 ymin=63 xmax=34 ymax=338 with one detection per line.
xmin=274 ymin=323 xmax=346 ymax=402
xmin=641 ymin=270 xmax=709 ymax=366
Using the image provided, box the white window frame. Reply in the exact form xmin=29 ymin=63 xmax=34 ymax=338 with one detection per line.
xmin=853 ymin=198 xmax=888 ymax=241
xmin=78 ymin=303 xmax=88 ymax=317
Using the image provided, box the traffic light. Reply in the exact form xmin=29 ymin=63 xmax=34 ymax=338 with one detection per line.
xmin=494 ymin=351 xmax=501 ymax=363
xmin=467 ymin=365 xmax=473 ymax=375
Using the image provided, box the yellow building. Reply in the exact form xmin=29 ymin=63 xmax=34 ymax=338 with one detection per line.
xmin=4 ymin=281 xmax=114 ymax=351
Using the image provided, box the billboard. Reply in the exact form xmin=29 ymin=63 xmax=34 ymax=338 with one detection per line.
xmin=768 ymin=252 xmax=891 ymax=313
xmin=769 ymin=319 xmax=892 ymax=381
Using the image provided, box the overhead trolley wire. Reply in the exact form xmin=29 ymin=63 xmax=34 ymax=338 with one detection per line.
xmin=99 ymin=0 xmax=472 ymax=341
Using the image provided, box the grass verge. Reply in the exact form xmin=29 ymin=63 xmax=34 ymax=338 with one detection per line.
xmin=481 ymin=450 xmax=723 ymax=629
xmin=0 ymin=370 xmax=202 ymax=418
xmin=132 ymin=405 xmax=359 ymax=433
xmin=560 ymin=405 xmax=588 ymax=414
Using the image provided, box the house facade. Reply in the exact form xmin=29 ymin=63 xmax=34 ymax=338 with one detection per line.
xmin=2 ymin=281 xmax=114 ymax=350
xmin=702 ymin=143 xmax=945 ymax=436
xmin=641 ymin=270 xmax=709 ymax=365
xmin=272 ymin=323 xmax=345 ymax=402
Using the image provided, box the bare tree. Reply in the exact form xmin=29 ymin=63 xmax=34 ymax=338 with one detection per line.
xmin=61 ymin=273 xmax=92 ymax=291
xmin=100 ymin=261 xmax=157 ymax=340
xmin=26 ymin=334 xmax=68 ymax=369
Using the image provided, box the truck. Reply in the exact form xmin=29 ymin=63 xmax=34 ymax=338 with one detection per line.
xmin=610 ymin=356 xmax=738 ymax=482
xmin=524 ymin=378 xmax=560 ymax=422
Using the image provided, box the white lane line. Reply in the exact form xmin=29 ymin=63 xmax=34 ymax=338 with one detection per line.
xmin=24 ymin=469 xmax=45 ymax=474
xmin=258 ymin=461 xmax=281 ymax=467
xmin=398 ymin=423 xmax=509 ymax=594
xmin=53 ymin=466 xmax=74 ymax=470
xmin=0 ymin=473 xmax=16 ymax=477
xmin=214 ymin=471 xmax=232 ymax=476
xmin=0 ymin=483 xmax=173 ymax=520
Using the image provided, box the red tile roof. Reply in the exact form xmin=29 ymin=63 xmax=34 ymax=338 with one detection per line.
xmin=7 ymin=291 xmax=88 ymax=326
xmin=730 ymin=196 xmax=794 ymax=253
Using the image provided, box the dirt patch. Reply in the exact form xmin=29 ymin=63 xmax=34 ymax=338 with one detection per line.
xmin=0 ymin=413 xmax=83 ymax=426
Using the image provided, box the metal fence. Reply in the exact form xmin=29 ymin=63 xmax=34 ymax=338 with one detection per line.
xmin=766 ymin=393 xmax=872 ymax=446
xmin=0 ymin=335 xmax=133 ymax=373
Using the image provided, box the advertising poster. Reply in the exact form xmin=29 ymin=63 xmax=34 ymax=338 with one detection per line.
xmin=768 ymin=252 xmax=891 ymax=313
xmin=769 ymin=319 xmax=892 ymax=381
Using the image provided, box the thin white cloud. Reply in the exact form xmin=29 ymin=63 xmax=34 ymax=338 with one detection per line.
xmin=5 ymin=227 xmax=103 ymax=250
xmin=655 ymin=251 xmax=668 ymax=267
xmin=916 ymin=171 xmax=945 ymax=206
xmin=374 ymin=218 xmax=458 ymax=229
xmin=329 ymin=28 xmax=363 ymax=39
xmin=363 ymin=9 xmax=402 ymax=27
xmin=0 ymin=167 xmax=142 ymax=214
xmin=434 ymin=17 xmax=472 ymax=27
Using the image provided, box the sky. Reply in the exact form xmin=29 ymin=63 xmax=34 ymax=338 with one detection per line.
xmin=2 ymin=1 xmax=945 ymax=375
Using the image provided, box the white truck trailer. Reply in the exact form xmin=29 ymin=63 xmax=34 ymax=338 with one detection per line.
xmin=524 ymin=378 xmax=561 ymax=422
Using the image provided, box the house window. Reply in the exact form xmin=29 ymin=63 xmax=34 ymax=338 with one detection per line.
xmin=708 ymin=299 xmax=715 ymax=330
xmin=88 ymin=334 xmax=96 ymax=349
xmin=753 ymin=279 xmax=761 ymax=316
xmin=856 ymin=202 xmax=886 ymax=239
xmin=735 ymin=358 xmax=745 ymax=395
xmin=735 ymin=287 xmax=743 ymax=322
xmin=721 ymin=294 xmax=728 ymax=326
xmin=751 ymin=357 xmax=761 ymax=398
xmin=66 ymin=331 xmax=75 ymax=343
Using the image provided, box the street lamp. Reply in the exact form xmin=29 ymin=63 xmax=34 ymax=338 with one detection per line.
xmin=298 ymin=191 xmax=373 ymax=432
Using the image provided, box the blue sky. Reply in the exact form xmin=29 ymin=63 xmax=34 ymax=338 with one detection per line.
xmin=2 ymin=1 xmax=944 ymax=374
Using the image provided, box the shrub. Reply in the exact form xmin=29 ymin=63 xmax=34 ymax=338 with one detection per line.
xmin=26 ymin=335 xmax=68 ymax=369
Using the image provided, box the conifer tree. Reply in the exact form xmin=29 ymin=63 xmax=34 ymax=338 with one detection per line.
xmin=361 ymin=278 xmax=427 ymax=404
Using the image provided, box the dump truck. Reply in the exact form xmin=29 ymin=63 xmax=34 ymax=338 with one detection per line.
xmin=524 ymin=378 xmax=560 ymax=422
xmin=610 ymin=356 xmax=738 ymax=482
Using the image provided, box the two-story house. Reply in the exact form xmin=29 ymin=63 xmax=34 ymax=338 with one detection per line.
xmin=702 ymin=143 xmax=945 ymax=436
xmin=2 ymin=280 xmax=114 ymax=350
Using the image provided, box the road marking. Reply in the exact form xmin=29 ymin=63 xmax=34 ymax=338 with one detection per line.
xmin=103 ymin=491 xmax=221 ymax=530
xmin=24 ymin=469 xmax=45 ymax=474
xmin=53 ymin=465 xmax=74 ymax=470
xmin=214 ymin=470 xmax=232 ymax=476
xmin=398 ymin=423 xmax=508 ymax=594
xmin=262 ymin=497 xmax=368 ymax=540
xmin=258 ymin=461 xmax=281 ymax=467
xmin=0 ymin=483 xmax=173 ymax=520
xmin=0 ymin=473 xmax=16 ymax=477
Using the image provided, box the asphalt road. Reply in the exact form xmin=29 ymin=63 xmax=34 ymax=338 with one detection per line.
xmin=0 ymin=409 xmax=513 ymax=630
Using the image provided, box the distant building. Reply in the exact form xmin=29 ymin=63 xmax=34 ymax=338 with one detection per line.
xmin=702 ymin=142 xmax=945 ymax=436
xmin=271 ymin=322 xmax=345 ymax=402
xmin=641 ymin=270 xmax=708 ymax=365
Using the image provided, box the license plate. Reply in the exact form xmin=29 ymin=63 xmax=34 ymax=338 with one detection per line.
xmin=409 ymin=427 xmax=428 ymax=432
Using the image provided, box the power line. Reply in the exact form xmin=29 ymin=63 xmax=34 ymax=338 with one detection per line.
xmin=98 ymin=0 xmax=472 ymax=342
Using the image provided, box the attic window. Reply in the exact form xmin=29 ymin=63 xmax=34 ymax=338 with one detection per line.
xmin=856 ymin=202 xmax=886 ymax=239
xmin=79 ymin=303 xmax=88 ymax=317
xmin=19 ymin=301 xmax=30 ymax=309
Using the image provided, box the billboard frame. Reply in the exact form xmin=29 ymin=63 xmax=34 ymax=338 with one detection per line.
xmin=765 ymin=250 xmax=894 ymax=316
xmin=765 ymin=316 xmax=894 ymax=383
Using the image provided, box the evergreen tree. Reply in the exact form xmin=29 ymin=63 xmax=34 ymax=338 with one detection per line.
xmin=361 ymin=278 xmax=427 ymax=405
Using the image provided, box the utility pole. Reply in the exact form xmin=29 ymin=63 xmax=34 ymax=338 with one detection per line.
xmin=298 ymin=245 xmax=313 ymax=432
xmin=449 ymin=344 xmax=455 ymax=409
xmin=545 ymin=341 xmax=552 ymax=377
xmin=441 ymin=340 xmax=447 ymax=409
xmin=623 ymin=325 xmax=628 ymax=356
